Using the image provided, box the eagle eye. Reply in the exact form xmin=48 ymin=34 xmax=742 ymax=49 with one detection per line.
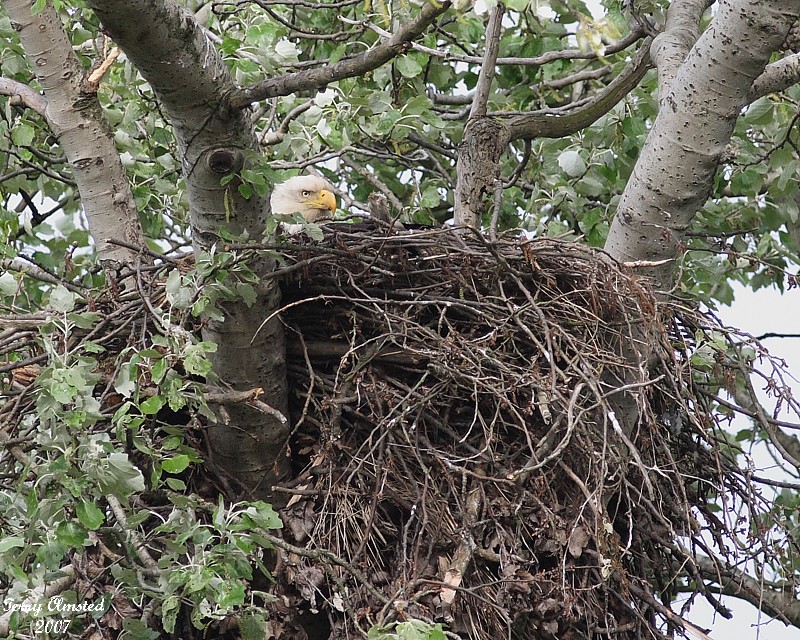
xmin=301 ymin=190 xmax=311 ymax=198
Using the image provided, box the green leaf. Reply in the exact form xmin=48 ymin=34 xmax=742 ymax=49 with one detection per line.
xmin=0 ymin=272 xmax=18 ymax=296
xmin=81 ymin=340 xmax=105 ymax=354
xmin=240 ymin=612 xmax=268 ymax=640
xmin=745 ymin=97 xmax=773 ymax=125
xmin=0 ymin=536 xmax=25 ymax=553
xmin=241 ymin=501 xmax=283 ymax=530
xmin=151 ymin=356 xmax=168 ymax=384
xmin=11 ymin=122 xmax=35 ymax=146
xmin=165 ymin=269 xmax=193 ymax=309
xmin=166 ymin=477 xmax=187 ymax=490
xmin=162 ymin=454 xmax=191 ymax=474
xmin=57 ymin=520 xmax=88 ymax=546
xmin=506 ymin=0 xmax=531 ymax=10
xmin=76 ymin=500 xmax=105 ymax=530
xmin=216 ymin=579 xmax=246 ymax=607
xmin=140 ymin=394 xmax=165 ymax=414
xmin=122 ymin=618 xmax=161 ymax=640
xmin=395 ymin=55 xmax=424 ymax=79
xmin=183 ymin=342 xmax=216 ymax=376
xmin=100 ymin=452 xmax=146 ymax=497
xmin=68 ymin=311 xmax=101 ymax=329
xmin=367 ymin=626 xmax=395 ymax=640
xmin=558 ymin=149 xmax=586 ymax=177
xmin=238 ymin=182 xmax=255 ymax=199
xmin=236 ymin=282 xmax=257 ymax=307
xmin=396 ymin=620 xmax=447 ymax=640
xmin=115 ymin=367 xmax=136 ymax=398
xmin=50 ymin=284 xmax=76 ymax=313
xmin=404 ymin=95 xmax=433 ymax=116
xmin=304 ymin=223 xmax=325 ymax=242
xmin=161 ymin=596 xmax=180 ymax=634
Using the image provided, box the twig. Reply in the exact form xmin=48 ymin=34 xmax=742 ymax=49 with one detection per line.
xmin=470 ymin=3 xmax=505 ymax=120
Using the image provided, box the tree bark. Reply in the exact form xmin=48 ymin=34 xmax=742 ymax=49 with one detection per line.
xmin=454 ymin=118 xmax=509 ymax=227
xmin=84 ymin=0 xmax=291 ymax=498
xmin=453 ymin=5 xmax=507 ymax=228
xmin=3 ymin=0 xmax=143 ymax=265
xmin=604 ymin=0 xmax=800 ymax=291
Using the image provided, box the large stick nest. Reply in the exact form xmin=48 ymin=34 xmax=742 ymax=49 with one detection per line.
xmin=0 ymin=225 xmax=789 ymax=640
xmin=270 ymin=226 xmax=753 ymax=640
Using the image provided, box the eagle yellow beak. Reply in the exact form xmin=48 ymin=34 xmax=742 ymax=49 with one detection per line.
xmin=309 ymin=189 xmax=337 ymax=214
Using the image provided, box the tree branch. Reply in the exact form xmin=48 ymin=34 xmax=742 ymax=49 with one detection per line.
xmin=650 ymin=0 xmax=710 ymax=94
xmin=2 ymin=0 xmax=143 ymax=265
xmin=749 ymin=52 xmax=800 ymax=102
xmin=604 ymin=0 xmax=800 ymax=292
xmin=469 ymin=3 xmax=505 ymax=120
xmin=229 ymin=1 xmax=450 ymax=108
xmin=507 ymin=39 xmax=653 ymax=142
xmin=732 ymin=381 xmax=800 ymax=474
xmin=351 ymin=18 xmax=645 ymax=67
xmin=85 ymin=0 xmax=292 ymax=498
xmin=453 ymin=3 xmax=506 ymax=227
xmin=694 ymin=555 xmax=800 ymax=627
xmin=0 ymin=77 xmax=47 ymax=116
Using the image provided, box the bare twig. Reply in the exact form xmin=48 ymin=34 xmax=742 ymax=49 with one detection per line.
xmin=470 ymin=4 xmax=505 ymax=120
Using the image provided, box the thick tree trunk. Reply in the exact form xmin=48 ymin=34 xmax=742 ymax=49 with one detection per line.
xmin=4 ymin=0 xmax=143 ymax=265
xmin=84 ymin=0 xmax=290 ymax=497
xmin=604 ymin=0 xmax=799 ymax=291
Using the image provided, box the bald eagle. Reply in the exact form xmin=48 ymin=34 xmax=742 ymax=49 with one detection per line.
xmin=270 ymin=175 xmax=337 ymax=222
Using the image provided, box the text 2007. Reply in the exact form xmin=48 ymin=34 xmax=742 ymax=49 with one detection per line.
xmin=34 ymin=619 xmax=70 ymax=634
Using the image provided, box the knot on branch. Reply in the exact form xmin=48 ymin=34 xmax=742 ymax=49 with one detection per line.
xmin=206 ymin=147 xmax=244 ymax=174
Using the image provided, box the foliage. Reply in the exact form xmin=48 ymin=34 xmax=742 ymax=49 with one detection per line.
xmin=0 ymin=257 xmax=285 ymax=636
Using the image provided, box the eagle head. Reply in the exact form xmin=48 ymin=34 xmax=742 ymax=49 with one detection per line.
xmin=270 ymin=175 xmax=337 ymax=222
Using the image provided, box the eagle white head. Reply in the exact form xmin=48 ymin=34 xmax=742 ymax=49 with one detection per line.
xmin=270 ymin=175 xmax=337 ymax=223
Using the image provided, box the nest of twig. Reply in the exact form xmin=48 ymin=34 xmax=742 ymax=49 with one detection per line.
xmin=0 ymin=225 xmax=788 ymax=640
xmin=271 ymin=225 xmax=748 ymax=640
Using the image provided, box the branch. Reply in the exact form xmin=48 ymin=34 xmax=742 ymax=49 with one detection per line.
xmin=756 ymin=331 xmax=800 ymax=340
xmin=732 ymin=382 xmax=800 ymax=473
xmin=0 ymin=77 xmax=47 ymax=116
xmin=340 ymin=156 xmax=404 ymax=213
xmin=353 ymin=18 xmax=645 ymax=67
xmin=1 ymin=258 xmax=86 ymax=293
xmin=604 ymin=0 xmax=799 ymax=292
xmin=85 ymin=0 xmax=293 ymax=497
xmin=85 ymin=46 xmax=120 ymax=93
xmin=469 ymin=3 xmax=505 ymax=120
xmin=650 ymin=0 xmax=710 ymax=94
xmin=261 ymin=99 xmax=313 ymax=145
xmin=229 ymin=1 xmax=450 ymax=107
xmin=107 ymin=495 xmax=160 ymax=573
xmin=694 ymin=555 xmax=800 ymax=627
xmin=749 ymin=52 xmax=800 ymax=102
xmin=507 ymin=38 xmax=653 ymax=142
xmin=452 ymin=4 xmax=506 ymax=228
xmin=85 ymin=0 xmax=257 ymax=201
